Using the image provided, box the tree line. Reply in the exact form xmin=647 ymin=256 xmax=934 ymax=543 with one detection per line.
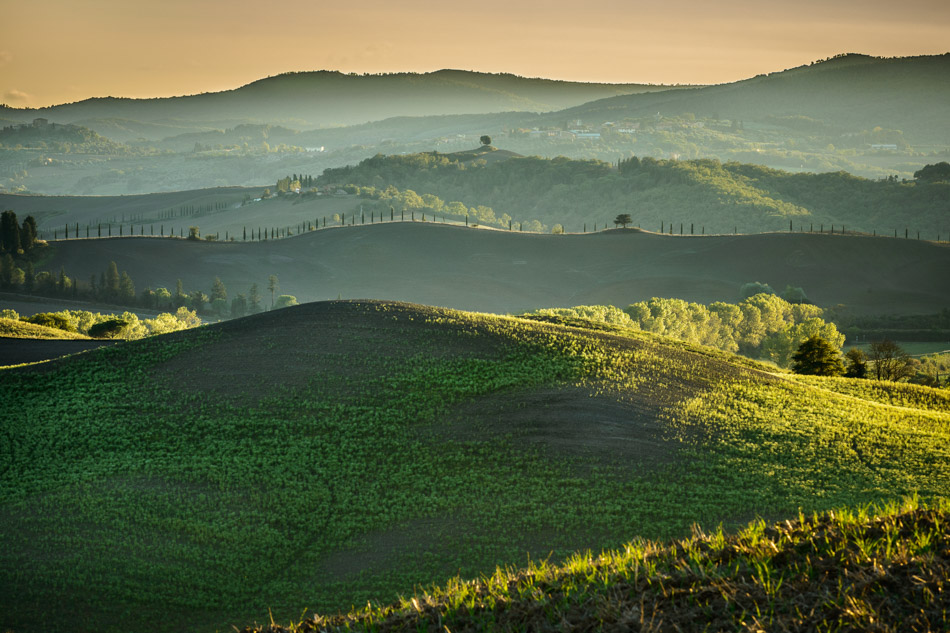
xmin=524 ymin=296 xmax=945 ymax=386
xmin=0 ymin=250 xmax=295 ymax=320
xmin=526 ymin=292 xmax=844 ymax=369
xmin=1 ymin=306 xmax=202 ymax=340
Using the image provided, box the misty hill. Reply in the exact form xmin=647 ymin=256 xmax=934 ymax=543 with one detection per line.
xmin=0 ymin=70 xmax=677 ymax=137
xmin=3 ymin=300 xmax=949 ymax=632
xmin=552 ymin=54 xmax=950 ymax=145
xmin=0 ymin=119 xmax=131 ymax=154
xmin=36 ymin=223 xmax=950 ymax=316
xmin=0 ymin=186 xmax=260 ymax=227
xmin=319 ymin=151 xmax=950 ymax=234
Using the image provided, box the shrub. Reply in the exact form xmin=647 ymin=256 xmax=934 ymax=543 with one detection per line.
xmin=88 ymin=318 xmax=129 ymax=339
xmin=23 ymin=312 xmax=76 ymax=332
xmin=740 ymin=281 xmax=775 ymax=299
xmin=274 ymin=295 xmax=299 ymax=309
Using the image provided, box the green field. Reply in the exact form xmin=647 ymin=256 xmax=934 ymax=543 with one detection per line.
xmin=845 ymin=341 xmax=950 ymax=356
xmin=2 ymin=301 xmax=949 ymax=633
xmin=244 ymin=497 xmax=950 ymax=632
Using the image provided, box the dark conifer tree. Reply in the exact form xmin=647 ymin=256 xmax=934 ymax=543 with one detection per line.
xmin=0 ymin=210 xmax=20 ymax=254
xmin=105 ymin=261 xmax=120 ymax=299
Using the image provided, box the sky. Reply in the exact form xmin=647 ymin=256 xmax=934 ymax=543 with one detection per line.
xmin=1 ymin=0 xmax=948 ymax=108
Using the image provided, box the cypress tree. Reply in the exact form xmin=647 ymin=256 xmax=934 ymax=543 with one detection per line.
xmin=21 ymin=215 xmax=37 ymax=252
xmin=106 ymin=261 xmax=120 ymax=299
xmin=24 ymin=261 xmax=34 ymax=293
xmin=0 ymin=210 xmax=20 ymax=253
xmin=211 ymin=277 xmax=227 ymax=302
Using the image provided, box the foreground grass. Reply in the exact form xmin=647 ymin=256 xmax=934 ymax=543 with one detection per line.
xmin=1 ymin=301 xmax=949 ymax=633
xmin=242 ymin=497 xmax=950 ymax=632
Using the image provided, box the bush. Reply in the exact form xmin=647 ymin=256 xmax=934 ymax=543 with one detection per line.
xmin=23 ymin=312 xmax=76 ymax=332
xmin=88 ymin=318 xmax=129 ymax=339
xmin=273 ymin=295 xmax=299 ymax=310
xmin=740 ymin=281 xmax=775 ymax=299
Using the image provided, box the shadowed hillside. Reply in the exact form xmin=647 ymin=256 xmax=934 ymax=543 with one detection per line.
xmin=35 ymin=222 xmax=950 ymax=316
xmin=0 ymin=187 xmax=260 ymax=227
xmin=2 ymin=300 xmax=949 ymax=633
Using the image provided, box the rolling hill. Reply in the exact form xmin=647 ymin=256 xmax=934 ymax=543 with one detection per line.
xmin=0 ymin=186 xmax=261 ymax=227
xmin=317 ymin=151 xmax=950 ymax=234
xmin=2 ymin=300 xmax=949 ymax=633
xmin=31 ymin=222 xmax=950 ymax=316
xmin=0 ymin=70 xmax=677 ymax=136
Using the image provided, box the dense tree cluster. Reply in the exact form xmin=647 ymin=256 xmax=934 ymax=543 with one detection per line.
xmin=275 ymin=173 xmax=317 ymax=193
xmin=0 ymin=306 xmax=201 ymax=339
xmin=0 ymin=122 xmax=131 ymax=154
xmin=527 ymin=293 xmax=844 ymax=368
xmin=914 ymin=162 xmax=950 ymax=183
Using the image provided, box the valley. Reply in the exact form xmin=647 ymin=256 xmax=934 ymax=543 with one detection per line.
xmin=1 ymin=46 xmax=949 ymax=633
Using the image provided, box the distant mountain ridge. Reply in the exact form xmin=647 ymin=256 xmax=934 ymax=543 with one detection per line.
xmin=551 ymin=54 xmax=950 ymax=144
xmin=0 ymin=70 xmax=677 ymax=135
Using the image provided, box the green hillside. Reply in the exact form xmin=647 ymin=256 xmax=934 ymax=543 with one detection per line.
xmin=246 ymin=497 xmax=950 ymax=632
xmin=319 ymin=151 xmax=950 ymax=234
xmin=0 ymin=120 xmax=142 ymax=155
xmin=2 ymin=300 xmax=949 ymax=633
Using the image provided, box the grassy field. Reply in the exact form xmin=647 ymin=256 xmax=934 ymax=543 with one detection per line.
xmin=242 ymin=497 xmax=950 ymax=632
xmin=845 ymin=341 xmax=950 ymax=356
xmin=1 ymin=301 xmax=949 ymax=633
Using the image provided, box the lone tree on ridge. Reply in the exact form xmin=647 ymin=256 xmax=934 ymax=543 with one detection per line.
xmin=614 ymin=214 xmax=632 ymax=228
xmin=480 ymin=135 xmax=492 ymax=146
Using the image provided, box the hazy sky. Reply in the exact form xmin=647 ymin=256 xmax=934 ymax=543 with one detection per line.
xmin=1 ymin=0 xmax=948 ymax=108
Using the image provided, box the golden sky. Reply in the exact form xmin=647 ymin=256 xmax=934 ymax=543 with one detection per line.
xmin=1 ymin=0 xmax=948 ymax=108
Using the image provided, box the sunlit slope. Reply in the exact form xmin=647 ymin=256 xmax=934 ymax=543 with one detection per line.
xmin=39 ymin=222 xmax=950 ymax=315
xmin=0 ymin=316 xmax=89 ymax=340
xmin=2 ymin=300 xmax=950 ymax=633
xmin=247 ymin=498 xmax=950 ymax=633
